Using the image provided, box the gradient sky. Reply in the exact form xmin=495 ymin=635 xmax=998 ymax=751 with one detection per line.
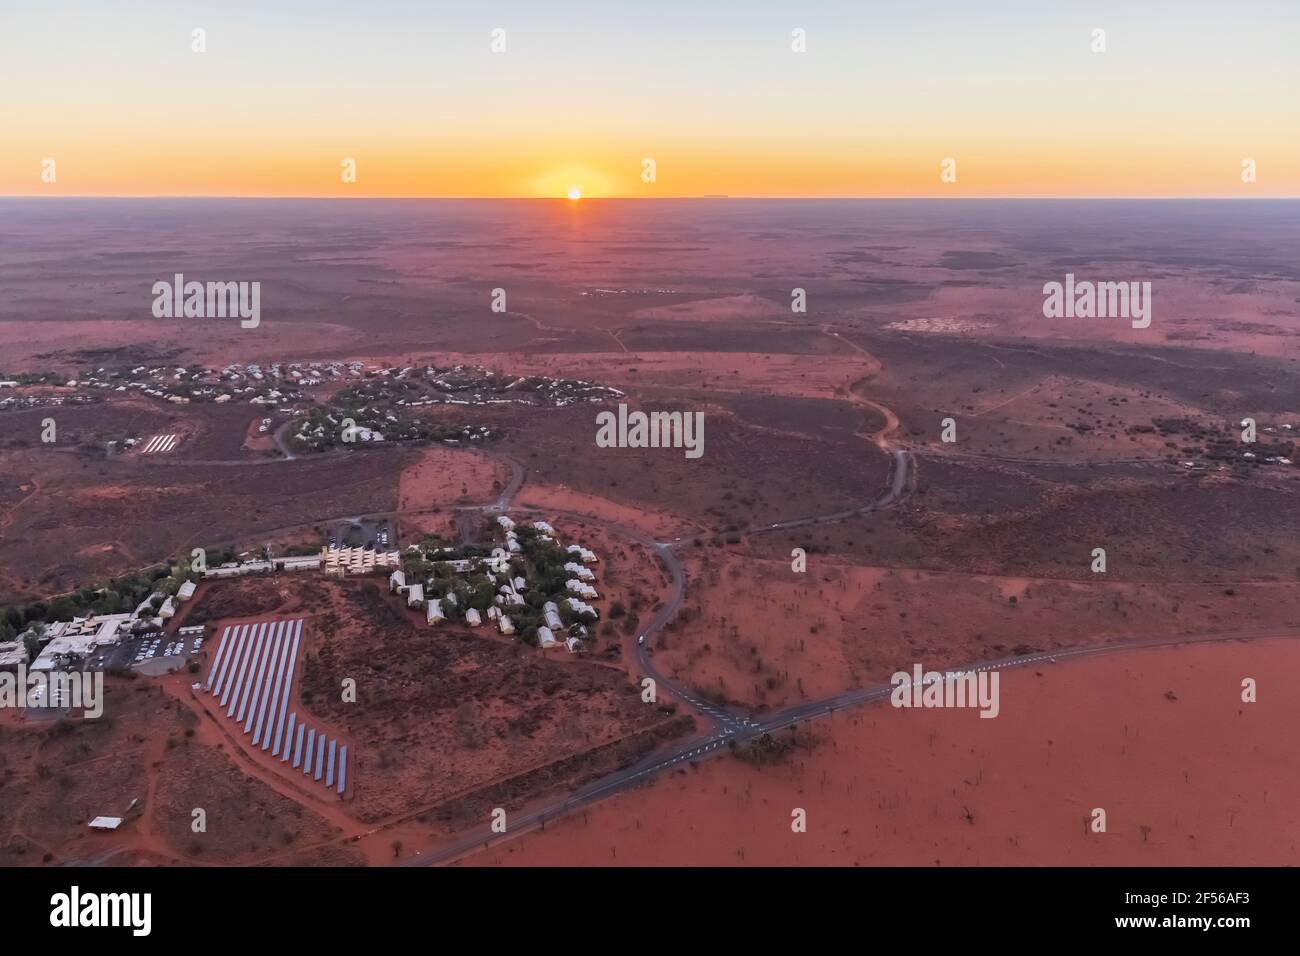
xmin=2 ymin=0 xmax=1298 ymax=197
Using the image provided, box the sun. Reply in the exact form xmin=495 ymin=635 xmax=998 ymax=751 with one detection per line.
xmin=567 ymin=186 xmax=582 ymax=201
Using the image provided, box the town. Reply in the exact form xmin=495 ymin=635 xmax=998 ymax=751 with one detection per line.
xmin=0 ymin=510 xmax=604 ymax=683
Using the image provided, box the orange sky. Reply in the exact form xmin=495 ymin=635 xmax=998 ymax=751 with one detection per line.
xmin=3 ymin=2 xmax=1298 ymax=198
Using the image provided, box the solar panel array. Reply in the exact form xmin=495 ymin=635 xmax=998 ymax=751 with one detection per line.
xmin=204 ymin=619 xmax=348 ymax=797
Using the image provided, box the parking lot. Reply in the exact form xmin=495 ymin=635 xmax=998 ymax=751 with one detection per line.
xmin=329 ymin=517 xmax=395 ymax=550
xmin=86 ymin=629 xmax=206 ymax=672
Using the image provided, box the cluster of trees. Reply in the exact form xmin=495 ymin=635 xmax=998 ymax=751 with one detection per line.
xmin=0 ymin=370 xmax=70 ymax=386
xmin=0 ymin=560 xmax=197 ymax=643
xmin=396 ymin=527 xmax=597 ymax=646
xmin=290 ymin=400 xmax=489 ymax=452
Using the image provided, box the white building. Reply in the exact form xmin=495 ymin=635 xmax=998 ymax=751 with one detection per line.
xmin=426 ymin=599 xmax=444 ymax=624
xmin=30 ymin=614 xmax=130 ymax=672
xmin=498 ymin=615 xmax=515 ymax=636
xmin=436 ymin=559 xmax=477 ymax=573
xmin=204 ymin=559 xmax=274 ymax=579
xmin=465 ymin=608 xmax=483 ymax=627
xmin=566 ymin=597 xmax=598 ymax=619
xmin=322 ymin=545 xmax=401 ymax=576
xmin=496 ymin=515 xmax=515 ymax=531
xmin=176 ymin=580 xmax=197 ymax=601
xmin=565 ymin=579 xmax=599 ymax=599
xmin=537 ymin=626 xmax=557 ymax=648
xmin=0 ymin=641 xmax=29 ymax=671
xmin=566 ymin=545 xmax=598 ymax=563
xmin=274 ymin=554 xmax=321 ymax=572
xmin=533 ymin=521 xmax=555 ymax=535
xmin=406 ymin=584 xmax=424 ymax=608
xmin=564 ymin=562 xmax=595 ymax=581
xmin=389 ymin=569 xmax=407 ymax=592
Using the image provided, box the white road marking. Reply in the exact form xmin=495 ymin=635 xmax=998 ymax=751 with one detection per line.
xmin=140 ymin=433 xmax=179 ymax=454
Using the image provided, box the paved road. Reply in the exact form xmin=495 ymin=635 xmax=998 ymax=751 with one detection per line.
xmin=39 ymin=375 xmax=1253 ymax=867
xmin=408 ymin=442 xmax=918 ymax=866
xmin=742 ymin=448 xmax=910 ymax=536
xmin=407 ymin=622 xmax=1295 ymax=866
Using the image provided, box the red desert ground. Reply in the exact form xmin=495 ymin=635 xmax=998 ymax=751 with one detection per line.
xmin=0 ymin=198 xmax=1297 ymax=866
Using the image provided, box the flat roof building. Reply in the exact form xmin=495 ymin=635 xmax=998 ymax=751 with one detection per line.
xmin=322 ymin=545 xmax=401 ymax=576
xmin=30 ymin=614 xmax=129 ymax=671
xmin=0 ymin=641 xmax=29 ymax=671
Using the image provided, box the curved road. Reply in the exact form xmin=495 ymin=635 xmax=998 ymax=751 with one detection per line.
xmin=408 ymin=619 xmax=1297 ymax=866
xmin=41 ymin=341 xmax=1267 ymax=868
xmin=406 ymin=437 xmax=919 ymax=866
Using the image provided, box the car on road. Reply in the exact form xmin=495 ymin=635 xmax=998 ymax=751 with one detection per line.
xmin=637 ymin=634 xmax=646 ymax=645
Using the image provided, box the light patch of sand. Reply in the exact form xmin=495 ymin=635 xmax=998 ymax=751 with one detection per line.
xmin=397 ymin=447 xmax=508 ymax=511
xmin=886 ymin=318 xmax=993 ymax=333
xmin=518 ymin=483 xmax=698 ymax=541
xmin=631 ymin=293 xmax=789 ymax=324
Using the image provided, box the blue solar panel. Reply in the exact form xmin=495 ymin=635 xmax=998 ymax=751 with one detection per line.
xmin=326 ymin=739 xmax=337 ymax=788
xmin=239 ymin=622 xmax=274 ymax=729
xmin=204 ymin=625 xmax=234 ymax=692
xmin=269 ymin=620 xmax=301 ymax=756
xmin=292 ymin=721 xmax=305 ymax=768
xmin=314 ymin=734 xmax=325 ymax=781
xmin=251 ymin=621 xmax=285 ymax=744
xmin=283 ymin=712 xmax=297 ymax=763
xmin=303 ymin=728 xmax=316 ymax=775
xmin=228 ymin=621 xmax=263 ymax=717
xmin=218 ymin=624 xmax=252 ymax=709
xmin=337 ymin=746 xmax=347 ymax=795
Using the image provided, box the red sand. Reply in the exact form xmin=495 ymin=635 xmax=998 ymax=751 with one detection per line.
xmin=397 ymin=447 xmax=508 ymax=510
xmin=464 ymin=638 xmax=1300 ymax=865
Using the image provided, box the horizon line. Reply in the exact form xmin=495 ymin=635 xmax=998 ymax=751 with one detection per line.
xmin=3 ymin=194 xmax=1298 ymax=202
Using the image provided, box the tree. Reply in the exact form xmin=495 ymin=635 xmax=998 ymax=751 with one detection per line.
xmin=47 ymin=596 xmax=78 ymax=622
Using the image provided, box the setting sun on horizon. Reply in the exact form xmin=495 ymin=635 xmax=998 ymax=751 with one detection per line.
xmin=2 ymin=2 xmax=1298 ymax=198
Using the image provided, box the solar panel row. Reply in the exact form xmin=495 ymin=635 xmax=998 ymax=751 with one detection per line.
xmin=204 ymin=619 xmax=348 ymax=797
